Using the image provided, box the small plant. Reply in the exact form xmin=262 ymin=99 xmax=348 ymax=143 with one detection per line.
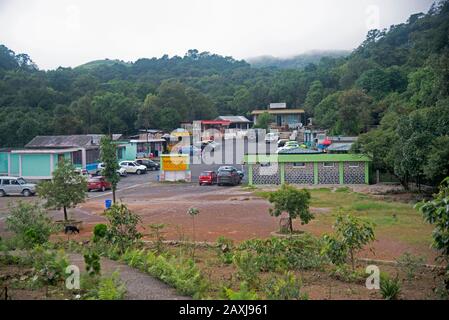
xmin=329 ymin=264 xmax=365 ymax=283
xmin=149 ymin=223 xmax=166 ymax=254
xmin=93 ymin=224 xmax=108 ymax=243
xmin=84 ymin=251 xmax=101 ymax=276
xmin=233 ymin=251 xmax=260 ymax=288
xmin=6 ymin=201 xmax=55 ymax=247
xmin=380 ymin=273 xmax=401 ymax=300
xmin=105 ymin=203 xmax=142 ymax=253
xmin=323 ymin=213 xmax=375 ymax=271
xmin=396 ymin=252 xmax=425 ymax=280
xmin=221 ymin=282 xmax=259 ymax=300
xmin=264 ymin=272 xmax=308 ymax=300
xmin=216 ymin=236 xmax=234 ymax=264
xmin=97 ymin=271 xmax=126 ymax=300
xmin=187 ymin=207 xmax=199 ymax=259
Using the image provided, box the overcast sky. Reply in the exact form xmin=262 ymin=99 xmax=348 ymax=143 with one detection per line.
xmin=0 ymin=0 xmax=435 ymax=70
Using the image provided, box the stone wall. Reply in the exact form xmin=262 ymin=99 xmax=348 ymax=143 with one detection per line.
xmin=343 ymin=162 xmax=365 ymax=184
xmin=317 ymin=162 xmax=339 ymax=184
xmin=252 ymin=163 xmax=281 ymax=185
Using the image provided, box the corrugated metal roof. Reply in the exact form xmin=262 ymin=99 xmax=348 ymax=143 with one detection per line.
xmin=278 ymin=147 xmax=322 ymax=154
xmin=25 ymin=134 xmax=122 ymax=148
xmin=216 ymin=116 xmax=251 ymax=123
xmin=327 ymin=143 xmax=354 ymax=152
xmin=251 ymin=109 xmax=305 ymax=115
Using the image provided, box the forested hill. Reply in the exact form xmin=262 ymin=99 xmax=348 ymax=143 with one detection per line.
xmin=0 ymin=1 xmax=449 ymax=186
xmin=247 ymin=50 xmax=350 ymax=69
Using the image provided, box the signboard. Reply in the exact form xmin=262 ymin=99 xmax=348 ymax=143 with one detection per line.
xmin=161 ymin=155 xmax=188 ymax=171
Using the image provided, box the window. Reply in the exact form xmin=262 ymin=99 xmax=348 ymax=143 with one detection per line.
xmin=260 ymin=162 xmax=271 ymax=167
xmin=323 ymin=162 xmax=334 ymax=168
xmin=293 ymin=162 xmax=306 ymax=168
xmin=1 ymin=179 xmax=9 ymax=185
xmin=71 ymin=150 xmax=82 ymax=165
xmin=349 ymin=162 xmax=360 ymax=168
xmin=10 ymin=179 xmax=19 ymax=185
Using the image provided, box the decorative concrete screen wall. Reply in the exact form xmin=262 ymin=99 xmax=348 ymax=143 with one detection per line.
xmin=245 ymin=154 xmax=370 ymax=186
xmin=343 ymin=162 xmax=365 ymax=184
xmin=285 ymin=162 xmax=314 ymax=184
xmin=252 ymin=163 xmax=281 ymax=185
xmin=318 ymin=162 xmax=339 ymax=184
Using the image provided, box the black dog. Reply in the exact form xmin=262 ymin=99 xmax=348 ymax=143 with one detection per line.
xmin=64 ymin=225 xmax=80 ymax=234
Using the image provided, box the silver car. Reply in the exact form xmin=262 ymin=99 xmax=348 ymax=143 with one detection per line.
xmin=0 ymin=176 xmax=37 ymax=197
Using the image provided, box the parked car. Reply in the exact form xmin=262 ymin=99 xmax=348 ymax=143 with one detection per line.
xmin=87 ymin=176 xmax=112 ymax=192
xmin=135 ymin=159 xmax=160 ymax=171
xmin=217 ymin=167 xmax=241 ymax=186
xmin=277 ymin=141 xmax=300 ymax=153
xmin=277 ymin=139 xmax=290 ymax=148
xmin=0 ymin=176 xmax=36 ymax=197
xmin=199 ymin=171 xmax=218 ymax=185
xmin=179 ymin=145 xmax=201 ymax=156
xmin=97 ymin=163 xmax=128 ymax=177
xmin=265 ymin=132 xmax=279 ymax=143
xmin=119 ymin=161 xmax=147 ymax=175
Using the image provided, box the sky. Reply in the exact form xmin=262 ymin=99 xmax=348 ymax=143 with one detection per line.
xmin=0 ymin=0 xmax=435 ymax=70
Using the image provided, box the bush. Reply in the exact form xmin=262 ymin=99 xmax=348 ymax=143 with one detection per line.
xmin=105 ymin=203 xmax=142 ymax=253
xmin=84 ymin=251 xmax=101 ymax=276
xmin=93 ymin=224 xmax=108 ymax=243
xmin=233 ymin=251 xmax=260 ymax=288
xmin=329 ymin=264 xmax=366 ymax=283
xmin=221 ymin=282 xmax=259 ymax=300
xmin=30 ymin=246 xmax=69 ymax=287
xmin=396 ymin=252 xmax=425 ymax=280
xmin=5 ymin=201 xmax=55 ymax=247
xmin=97 ymin=271 xmax=126 ymax=300
xmin=380 ymin=273 xmax=401 ymax=300
xmin=264 ymin=272 xmax=308 ymax=300
xmin=238 ymin=235 xmax=327 ymax=272
xmin=121 ymin=249 xmax=209 ymax=299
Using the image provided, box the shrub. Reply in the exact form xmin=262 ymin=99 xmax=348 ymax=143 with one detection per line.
xmin=238 ymin=235 xmax=327 ymax=272
xmin=396 ymin=252 xmax=425 ymax=280
xmin=5 ymin=201 xmax=55 ymax=247
xmin=322 ymin=235 xmax=348 ymax=266
xmin=93 ymin=224 xmax=108 ymax=243
xmin=105 ymin=203 xmax=142 ymax=253
xmin=84 ymin=251 xmax=101 ymax=276
xmin=233 ymin=251 xmax=260 ymax=288
xmin=264 ymin=272 xmax=308 ymax=300
xmin=30 ymin=246 xmax=69 ymax=287
xmin=380 ymin=273 xmax=401 ymax=300
xmin=97 ymin=271 xmax=126 ymax=300
xmin=149 ymin=223 xmax=166 ymax=254
xmin=329 ymin=264 xmax=366 ymax=283
xmin=221 ymin=282 xmax=259 ymax=300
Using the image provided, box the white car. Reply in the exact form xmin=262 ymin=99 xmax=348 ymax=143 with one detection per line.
xmin=265 ymin=132 xmax=279 ymax=143
xmin=97 ymin=163 xmax=127 ymax=177
xmin=119 ymin=161 xmax=147 ymax=175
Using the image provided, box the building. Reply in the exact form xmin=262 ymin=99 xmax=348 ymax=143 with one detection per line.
xmin=127 ymin=129 xmax=166 ymax=158
xmin=244 ymin=153 xmax=370 ymax=185
xmin=159 ymin=154 xmax=191 ymax=182
xmin=251 ymin=103 xmax=305 ymax=130
xmin=215 ymin=116 xmax=251 ymax=130
xmin=0 ymin=134 xmax=126 ymax=180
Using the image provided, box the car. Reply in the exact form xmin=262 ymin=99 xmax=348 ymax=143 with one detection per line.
xmin=119 ymin=161 xmax=147 ymax=175
xmin=217 ymin=167 xmax=241 ymax=186
xmin=87 ymin=176 xmax=112 ymax=192
xmin=277 ymin=141 xmax=300 ymax=153
xmin=97 ymin=163 xmax=127 ymax=177
xmin=0 ymin=176 xmax=37 ymax=197
xmin=179 ymin=145 xmax=201 ymax=156
xmin=265 ymin=132 xmax=279 ymax=143
xmin=135 ymin=159 xmax=160 ymax=171
xmin=199 ymin=171 xmax=218 ymax=185
xmin=277 ymin=139 xmax=290 ymax=148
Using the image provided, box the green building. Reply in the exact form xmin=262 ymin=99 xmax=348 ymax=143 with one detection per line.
xmin=244 ymin=153 xmax=370 ymax=185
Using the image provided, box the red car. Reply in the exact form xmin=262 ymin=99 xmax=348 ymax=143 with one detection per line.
xmin=199 ymin=171 xmax=217 ymax=185
xmin=87 ymin=176 xmax=112 ymax=192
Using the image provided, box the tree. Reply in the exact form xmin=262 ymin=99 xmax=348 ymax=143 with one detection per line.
xmin=37 ymin=159 xmax=87 ymax=222
xmin=304 ymin=80 xmax=324 ymax=116
xmin=267 ymin=184 xmax=313 ymax=233
xmin=324 ymin=214 xmax=375 ymax=271
xmin=100 ymin=136 xmax=120 ymax=203
xmin=416 ymin=177 xmax=449 ymax=293
xmin=253 ymin=112 xmax=271 ymax=130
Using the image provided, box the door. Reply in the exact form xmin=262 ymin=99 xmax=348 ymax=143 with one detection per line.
xmin=5 ymin=179 xmax=22 ymax=194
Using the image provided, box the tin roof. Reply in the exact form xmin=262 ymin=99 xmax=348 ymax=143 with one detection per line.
xmin=25 ymin=134 xmax=122 ymax=148
xmin=251 ymin=109 xmax=305 ymax=115
xmin=278 ymin=147 xmax=322 ymax=154
xmin=216 ymin=116 xmax=251 ymax=123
